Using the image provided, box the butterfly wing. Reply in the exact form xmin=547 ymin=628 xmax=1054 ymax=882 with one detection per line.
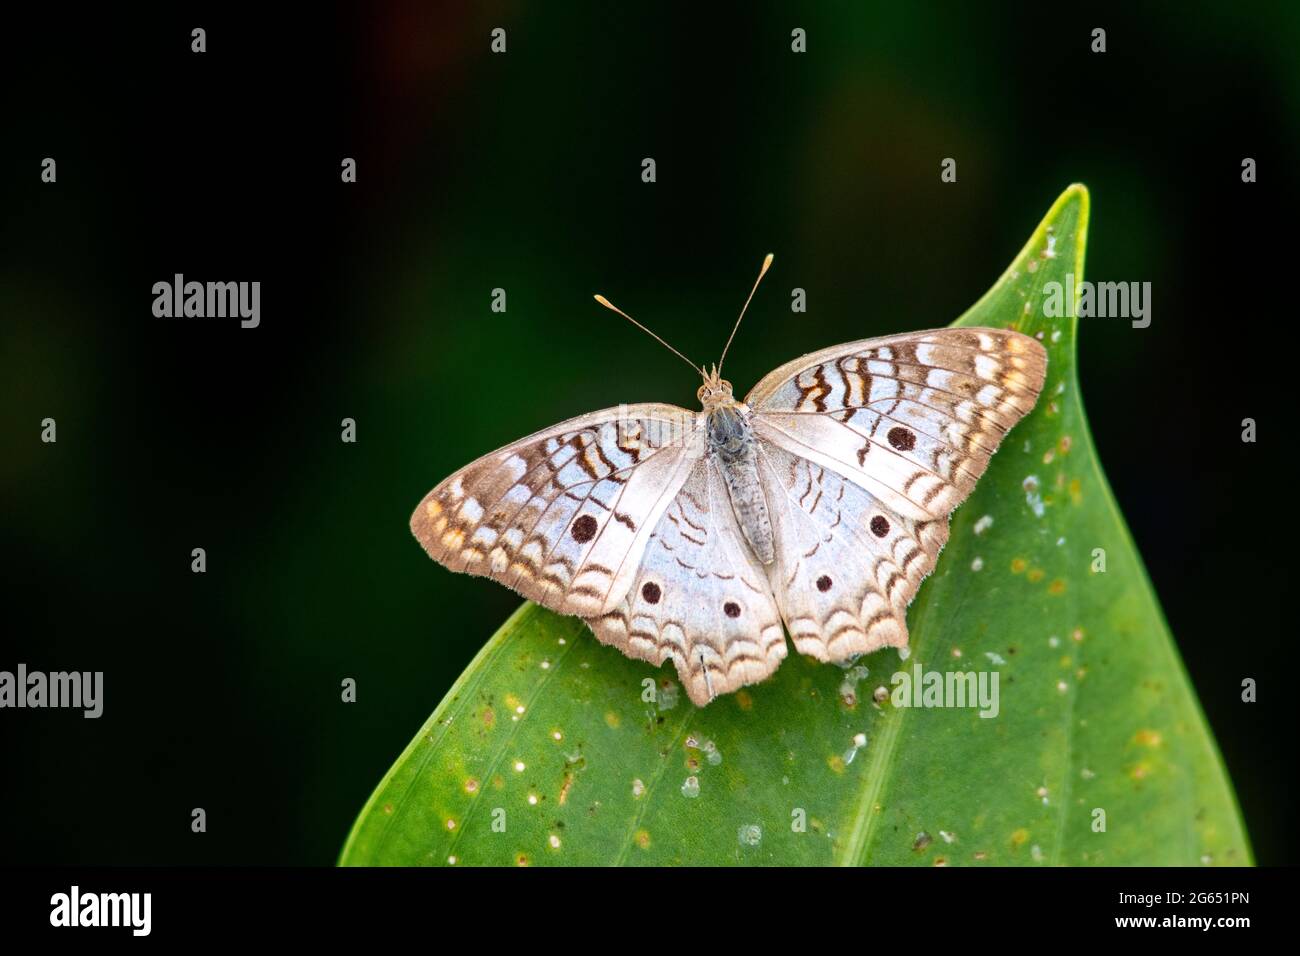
xmin=746 ymin=327 xmax=1046 ymax=659
xmin=755 ymin=442 xmax=949 ymax=660
xmin=411 ymin=403 xmax=705 ymax=617
xmin=586 ymin=457 xmax=786 ymax=706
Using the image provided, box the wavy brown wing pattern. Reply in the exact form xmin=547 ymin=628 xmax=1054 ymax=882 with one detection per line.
xmin=748 ymin=328 xmax=1047 ymax=520
xmin=586 ymin=457 xmax=787 ymax=706
xmin=411 ymin=403 xmax=704 ymax=618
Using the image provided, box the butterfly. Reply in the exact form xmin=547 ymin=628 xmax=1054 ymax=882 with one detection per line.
xmin=411 ymin=255 xmax=1047 ymax=706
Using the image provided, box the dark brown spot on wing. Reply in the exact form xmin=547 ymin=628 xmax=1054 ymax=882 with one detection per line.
xmin=887 ymin=426 xmax=916 ymax=451
xmin=570 ymin=514 xmax=598 ymax=542
xmin=870 ymin=515 xmax=890 ymax=538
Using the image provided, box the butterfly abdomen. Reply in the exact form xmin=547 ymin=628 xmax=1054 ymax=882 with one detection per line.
xmin=707 ymin=404 xmax=775 ymax=566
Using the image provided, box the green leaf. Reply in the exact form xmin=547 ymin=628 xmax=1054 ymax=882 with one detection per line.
xmin=341 ymin=185 xmax=1250 ymax=866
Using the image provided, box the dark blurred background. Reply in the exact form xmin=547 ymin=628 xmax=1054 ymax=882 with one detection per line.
xmin=2 ymin=3 xmax=1295 ymax=864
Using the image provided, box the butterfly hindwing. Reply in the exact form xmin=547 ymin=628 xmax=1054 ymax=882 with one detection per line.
xmin=586 ymin=458 xmax=786 ymax=706
xmin=756 ymin=443 xmax=949 ymax=661
xmin=410 ymin=404 xmax=703 ymax=617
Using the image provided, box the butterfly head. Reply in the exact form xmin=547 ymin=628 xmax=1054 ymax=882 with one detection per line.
xmin=697 ymin=364 xmax=735 ymax=409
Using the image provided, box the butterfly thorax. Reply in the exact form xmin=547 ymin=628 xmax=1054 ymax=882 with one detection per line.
xmin=704 ymin=393 xmax=776 ymax=566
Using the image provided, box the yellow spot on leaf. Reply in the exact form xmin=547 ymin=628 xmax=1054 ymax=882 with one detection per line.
xmin=635 ymin=829 xmax=651 ymax=849
xmin=1010 ymin=558 xmax=1027 ymax=574
xmin=1027 ymin=568 xmax=1044 ymax=583
xmin=1048 ymin=578 xmax=1066 ymax=595
xmin=828 ymin=755 xmax=846 ymax=774
xmin=1010 ymin=828 xmax=1030 ymax=847
xmin=604 ymin=711 xmax=620 ymax=729
xmin=735 ymin=690 xmax=753 ymax=711
xmin=1134 ymin=729 xmax=1164 ymax=748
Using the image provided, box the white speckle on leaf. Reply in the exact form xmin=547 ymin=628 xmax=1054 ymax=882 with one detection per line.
xmin=738 ymin=824 xmax=763 ymax=847
xmin=973 ymin=514 xmax=993 ymax=535
xmin=970 ymin=557 xmax=984 ymax=572
xmin=513 ymin=760 xmax=526 ymax=772
xmin=985 ymin=651 xmax=1006 ymax=666
xmin=656 ymin=681 xmax=680 ymax=711
xmin=898 ymin=647 xmax=912 ymax=661
xmin=1023 ymin=475 xmax=1045 ymax=517
xmin=681 ymin=776 xmax=700 ymax=798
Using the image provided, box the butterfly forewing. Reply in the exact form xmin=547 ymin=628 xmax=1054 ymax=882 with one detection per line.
xmin=746 ymin=328 xmax=1047 ymax=522
xmin=410 ymin=403 xmax=703 ymax=617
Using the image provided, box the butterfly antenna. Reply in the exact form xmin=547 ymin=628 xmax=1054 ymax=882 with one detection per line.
xmin=593 ymin=294 xmax=704 ymax=376
xmin=717 ymin=253 xmax=774 ymax=376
